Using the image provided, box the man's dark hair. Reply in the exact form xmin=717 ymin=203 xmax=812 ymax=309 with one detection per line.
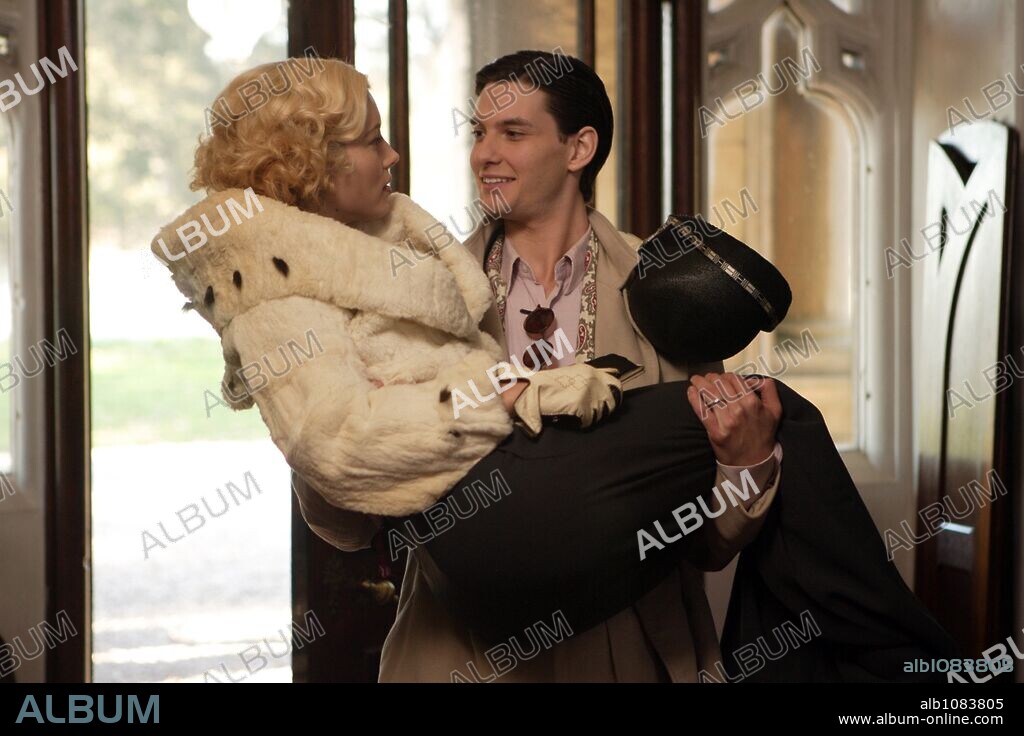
xmin=474 ymin=49 xmax=613 ymax=204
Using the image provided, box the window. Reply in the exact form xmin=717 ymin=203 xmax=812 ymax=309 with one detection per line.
xmin=708 ymin=7 xmax=856 ymax=447
xmin=85 ymin=0 xmax=293 ymax=683
xmin=0 ymin=114 xmax=11 ymax=471
xmin=703 ymin=0 xmax=913 ymax=487
xmin=355 ymin=0 xmax=390 ymax=144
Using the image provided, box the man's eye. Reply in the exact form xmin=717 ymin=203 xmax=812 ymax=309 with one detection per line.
xmin=506 ymin=130 xmax=523 ymax=139
xmin=471 ymin=129 xmax=483 ymax=139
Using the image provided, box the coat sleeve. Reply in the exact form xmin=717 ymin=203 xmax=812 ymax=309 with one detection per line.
xmin=221 ymin=295 xmax=514 ymax=516
xmin=690 ymin=446 xmax=782 ymax=571
xmin=292 ymin=479 xmax=382 ymax=552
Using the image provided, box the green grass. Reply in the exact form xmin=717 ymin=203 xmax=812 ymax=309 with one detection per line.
xmin=0 ymin=338 xmax=272 ymax=450
xmin=90 ymin=338 xmax=269 ymax=447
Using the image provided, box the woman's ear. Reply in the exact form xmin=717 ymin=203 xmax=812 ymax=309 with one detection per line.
xmin=567 ymin=126 xmax=599 ymax=174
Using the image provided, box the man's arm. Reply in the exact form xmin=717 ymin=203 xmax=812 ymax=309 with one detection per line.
xmin=682 ymin=368 xmax=784 ymax=570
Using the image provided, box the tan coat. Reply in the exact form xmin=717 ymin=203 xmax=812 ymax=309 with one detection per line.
xmin=294 ymin=207 xmax=781 ymax=682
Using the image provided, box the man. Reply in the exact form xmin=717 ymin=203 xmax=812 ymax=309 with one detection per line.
xmin=295 ymin=50 xmax=783 ymax=682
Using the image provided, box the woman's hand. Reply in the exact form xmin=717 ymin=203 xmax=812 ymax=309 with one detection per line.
xmin=686 ymin=373 xmax=781 ymax=466
xmin=510 ymin=363 xmax=623 ymax=437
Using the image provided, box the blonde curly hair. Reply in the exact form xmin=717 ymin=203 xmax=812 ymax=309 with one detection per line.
xmin=191 ymin=57 xmax=369 ymax=211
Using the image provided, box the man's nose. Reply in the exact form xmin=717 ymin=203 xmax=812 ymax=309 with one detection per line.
xmin=472 ymin=134 xmax=500 ymax=168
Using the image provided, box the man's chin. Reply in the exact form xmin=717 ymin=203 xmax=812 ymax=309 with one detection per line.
xmin=479 ymin=189 xmax=515 ymax=219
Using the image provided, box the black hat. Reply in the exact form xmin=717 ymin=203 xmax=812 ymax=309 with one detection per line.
xmin=624 ymin=215 xmax=792 ymax=364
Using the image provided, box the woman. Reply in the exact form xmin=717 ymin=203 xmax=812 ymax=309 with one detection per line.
xmin=153 ymin=57 xmax=956 ymax=679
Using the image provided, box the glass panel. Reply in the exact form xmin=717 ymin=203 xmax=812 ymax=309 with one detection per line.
xmin=0 ymin=119 xmax=10 ymax=471
xmin=85 ymin=0 xmax=292 ymax=682
xmin=708 ymin=9 xmax=856 ymax=447
xmin=408 ymin=0 xmax=580 ymax=225
xmin=355 ymin=0 xmax=391 ymax=145
xmin=594 ymin=0 xmax=622 ymax=227
xmin=829 ymin=0 xmax=864 ymax=14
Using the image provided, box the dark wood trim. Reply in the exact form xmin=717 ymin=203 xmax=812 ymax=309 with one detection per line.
xmin=672 ymin=0 xmax=702 ymax=215
xmin=578 ymin=0 xmax=595 ymax=69
xmin=389 ymin=0 xmax=410 ymax=195
xmin=341 ymin=0 xmax=356 ymax=62
xmin=39 ymin=0 xmax=90 ymax=683
xmin=289 ymin=486 xmax=310 ymax=684
xmin=992 ymin=130 xmax=1021 ymax=649
xmin=288 ymin=0 xmax=355 ymax=62
xmin=623 ymin=0 xmax=662 ymax=237
xmin=287 ymin=0 xmax=374 ymax=684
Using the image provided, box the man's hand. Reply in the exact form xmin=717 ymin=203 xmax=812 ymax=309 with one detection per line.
xmin=686 ymin=373 xmax=781 ymax=466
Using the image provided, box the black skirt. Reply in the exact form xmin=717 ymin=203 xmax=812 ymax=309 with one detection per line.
xmin=385 ymin=380 xmax=715 ymax=639
xmin=384 ymin=378 xmax=958 ymax=681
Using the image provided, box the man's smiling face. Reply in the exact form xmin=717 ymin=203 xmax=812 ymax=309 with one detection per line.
xmin=469 ymin=84 xmax=582 ymax=221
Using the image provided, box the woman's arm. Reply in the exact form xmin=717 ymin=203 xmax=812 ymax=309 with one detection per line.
xmin=221 ymin=295 xmax=514 ymax=516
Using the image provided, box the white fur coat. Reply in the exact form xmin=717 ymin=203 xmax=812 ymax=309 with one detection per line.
xmin=151 ymin=189 xmax=514 ymax=516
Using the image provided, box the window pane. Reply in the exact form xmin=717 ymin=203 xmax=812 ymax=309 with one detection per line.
xmin=355 ymin=0 xmax=391 ymax=144
xmin=407 ymin=0 xmax=579 ymax=224
xmin=828 ymin=0 xmax=864 ymax=14
xmin=594 ymin=0 xmax=622 ymax=227
xmin=708 ymin=9 xmax=856 ymax=446
xmin=86 ymin=0 xmax=292 ymax=683
xmin=0 ymin=119 xmax=10 ymax=470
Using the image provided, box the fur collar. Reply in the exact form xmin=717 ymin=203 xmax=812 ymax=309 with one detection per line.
xmin=150 ymin=189 xmax=494 ymax=339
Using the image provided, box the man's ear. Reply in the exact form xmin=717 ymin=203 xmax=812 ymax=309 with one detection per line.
xmin=567 ymin=126 xmax=598 ymax=174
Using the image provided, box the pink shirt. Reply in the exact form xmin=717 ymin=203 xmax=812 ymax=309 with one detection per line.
xmin=500 ymin=228 xmax=592 ymax=368
xmin=500 ymin=227 xmax=781 ymax=499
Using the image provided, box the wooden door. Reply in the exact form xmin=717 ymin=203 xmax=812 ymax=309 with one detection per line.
xmin=914 ymin=120 xmax=1017 ymax=662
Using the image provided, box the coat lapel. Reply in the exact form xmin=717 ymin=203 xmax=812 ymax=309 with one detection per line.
xmin=463 ymin=223 xmax=509 ymax=360
xmin=589 ymin=210 xmax=662 ymax=387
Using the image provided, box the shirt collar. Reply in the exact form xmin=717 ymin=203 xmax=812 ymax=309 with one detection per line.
xmin=500 ymin=227 xmax=592 ymax=296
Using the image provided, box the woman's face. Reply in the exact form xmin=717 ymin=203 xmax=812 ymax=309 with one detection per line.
xmin=318 ymin=94 xmax=400 ymax=224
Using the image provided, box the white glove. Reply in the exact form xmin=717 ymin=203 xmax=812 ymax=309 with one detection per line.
xmin=510 ymin=363 xmax=623 ymax=438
